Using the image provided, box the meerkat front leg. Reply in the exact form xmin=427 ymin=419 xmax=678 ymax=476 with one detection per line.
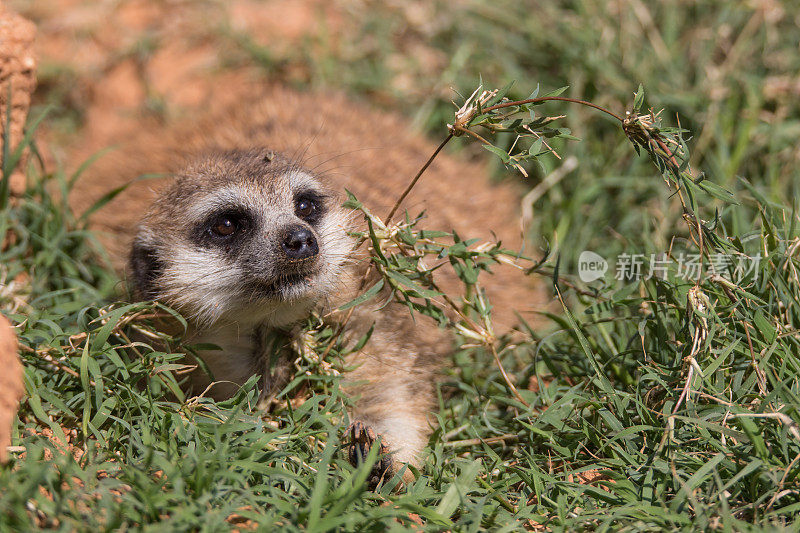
xmin=341 ymin=331 xmax=445 ymax=487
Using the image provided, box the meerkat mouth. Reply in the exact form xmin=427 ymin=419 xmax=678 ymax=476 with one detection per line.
xmin=274 ymin=272 xmax=311 ymax=289
xmin=253 ymin=269 xmax=318 ymax=298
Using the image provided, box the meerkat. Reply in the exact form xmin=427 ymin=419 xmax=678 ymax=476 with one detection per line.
xmin=71 ymin=85 xmax=545 ymax=486
xmin=129 ymin=147 xmax=450 ymax=485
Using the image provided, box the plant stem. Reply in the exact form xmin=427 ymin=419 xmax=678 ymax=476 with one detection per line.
xmin=481 ymin=96 xmax=624 ymax=123
xmin=490 ymin=343 xmax=530 ymax=407
xmin=385 ymin=133 xmax=454 ymax=222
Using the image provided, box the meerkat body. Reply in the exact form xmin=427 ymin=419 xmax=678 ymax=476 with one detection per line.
xmin=72 ymin=85 xmax=544 ymax=485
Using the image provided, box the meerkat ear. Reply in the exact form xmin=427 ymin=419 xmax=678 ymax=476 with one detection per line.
xmin=129 ymin=236 xmax=164 ymax=300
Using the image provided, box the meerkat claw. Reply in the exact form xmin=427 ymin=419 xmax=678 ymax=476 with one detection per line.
xmin=346 ymin=421 xmax=394 ymax=488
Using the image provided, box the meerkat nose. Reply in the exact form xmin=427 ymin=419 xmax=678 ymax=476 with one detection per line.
xmin=281 ymin=225 xmax=319 ymax=260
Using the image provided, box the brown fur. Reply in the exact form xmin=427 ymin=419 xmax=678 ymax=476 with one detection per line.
xmin=70 ymin=84 xmax=545 ymax=483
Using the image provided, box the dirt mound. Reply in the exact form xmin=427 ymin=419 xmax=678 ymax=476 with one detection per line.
xmin=0 ymin=3 xmax=37 ymax=194
xmin=0 ymin=314 xmax=24 ymax=463
xmin=0 ymin=5 xmax=35 ymax=462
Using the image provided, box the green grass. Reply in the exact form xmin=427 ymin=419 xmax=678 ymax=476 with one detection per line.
xmin=3 ymin=1 xmax=800 ymax=530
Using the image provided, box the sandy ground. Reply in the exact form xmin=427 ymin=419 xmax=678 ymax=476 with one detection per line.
xmin=10 ymin=0 xmax=343 ymax=162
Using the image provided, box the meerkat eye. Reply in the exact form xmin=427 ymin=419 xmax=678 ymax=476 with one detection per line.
xmin=212 ymin=217 xmax=236 ymax=236
xmin=196 ymin=210 xmax=252 ymax=245
xmin=295 ymin=197 xmax=317 ymax=219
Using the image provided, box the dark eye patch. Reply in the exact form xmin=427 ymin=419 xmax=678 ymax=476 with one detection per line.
xmin=193 ymin=207 xmax=255 ymax=249
xmin=293 ymin=190 xmax=327 ymax=225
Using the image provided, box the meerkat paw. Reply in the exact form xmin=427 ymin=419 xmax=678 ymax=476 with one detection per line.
xmin=345 ymin=420 xmax=407 ymax=489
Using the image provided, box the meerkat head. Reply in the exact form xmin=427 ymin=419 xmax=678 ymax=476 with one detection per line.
xmin=129 ymin=148 xmax=355 ymax=328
